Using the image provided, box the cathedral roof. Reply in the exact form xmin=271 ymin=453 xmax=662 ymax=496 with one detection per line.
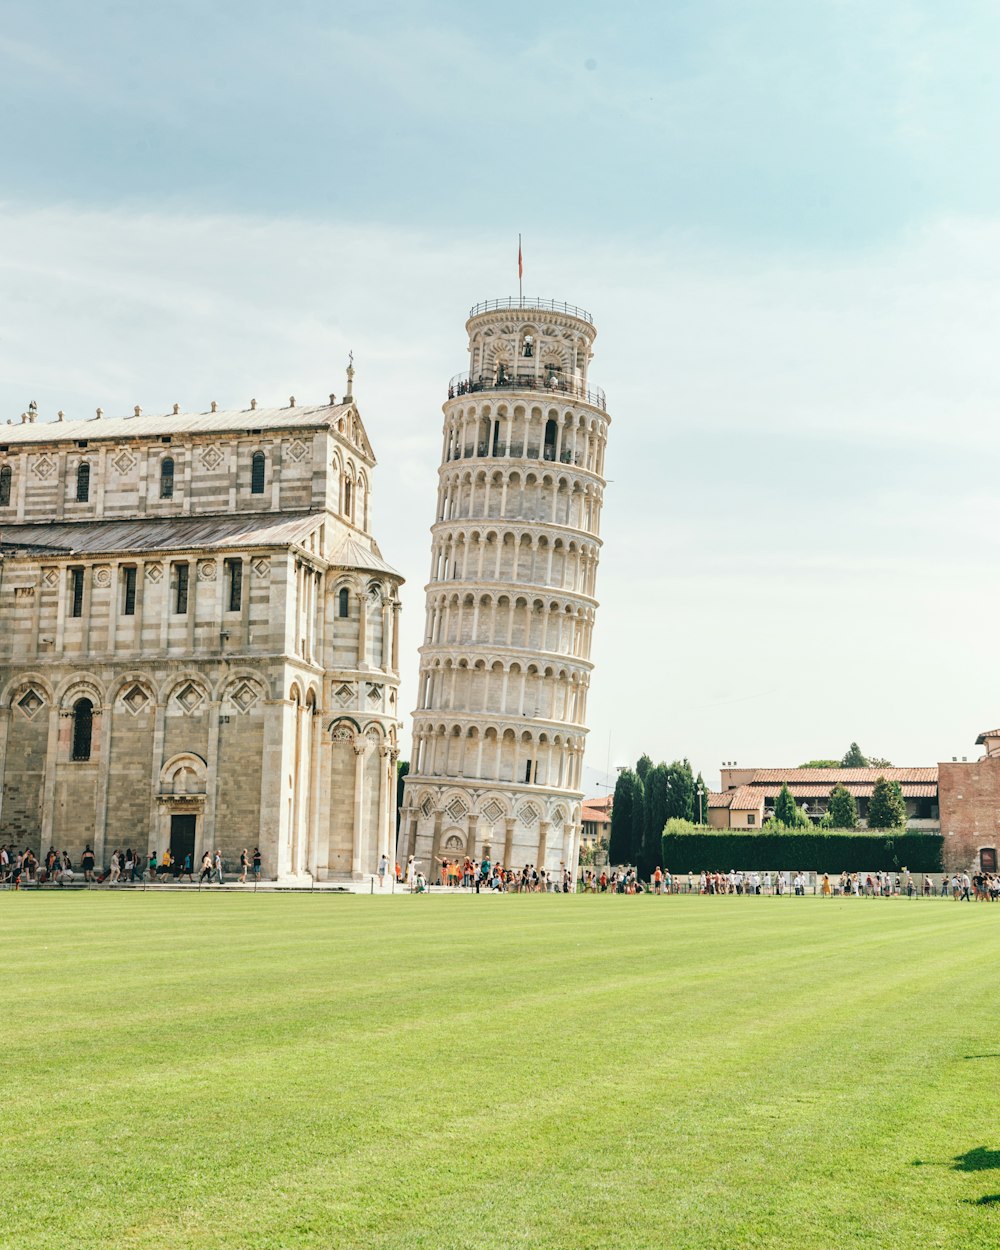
xmin=1 ymin=400 xmax=373 ymax=454
xmin=0 ymin=512 xmax=323 ymax=557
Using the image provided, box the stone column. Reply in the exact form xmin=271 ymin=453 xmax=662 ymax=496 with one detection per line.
xmin=503 ymin=816 xmax=515 ymax=868
xmin=204 ymin=700 xmax=222 ymax=850
xmin=465 ymin=812 xmax=478 ymax=859
xmin=0 ymin=706 xmax=11 ymax=825
xmin=93 ymin=698 xmax=113 ymax=864
xmin=537 ymin=819 xmax=550 ymax=869
xmin=39 ymin=705 xmax=61 ymax=850
xmin=351 ymin=738 xmax=366 ymax=878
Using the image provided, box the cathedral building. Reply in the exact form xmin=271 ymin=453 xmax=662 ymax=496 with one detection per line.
xmin=0 ymin=378 xmax=402 ymax=880
xmin=399 ymin=297 xmax=609 ymax=875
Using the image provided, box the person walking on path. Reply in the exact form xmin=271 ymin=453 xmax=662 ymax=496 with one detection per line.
xmin=199 ymin=852 xmax=212 ymax=884
xmin=239 ymin=849 xmax=249 ymax=884
xmin=377 ymin=854 xmax=389 ymax=889
xmin=213 ymin=850 xmax=224 ymax=884
xmin=109 ymin=850 xmax=121 ymax=885
xmin=252 ymin=847 xmax=262 ymax=881
xmin=960 ymin=872 xmax=972 ymax=902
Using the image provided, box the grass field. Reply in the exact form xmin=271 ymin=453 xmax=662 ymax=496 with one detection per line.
xmin=2 ymin=892 xmax=999 ymax=1250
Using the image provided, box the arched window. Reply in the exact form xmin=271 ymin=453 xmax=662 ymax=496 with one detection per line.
xmin=76 ymin=462 xmax=91 ymax=502
xmin=344 ymin=479 xmax=352 ymax=517
xmin=71 ymin=698 xmax=94 ymax=761
xmin=251 ymin=451 xmax=266 ymax=495
xmin=338 ymin=587 xmax=350 ymax=618
xmin=0 ymin=464 xmax=10 ymax=507
xmin=160 ymin=457 xmax=174 ymax=499
xmin=543 ymin=419 xmax=557 ymax=461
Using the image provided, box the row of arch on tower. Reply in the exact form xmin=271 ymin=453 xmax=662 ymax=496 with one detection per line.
xmin=410 ymin=720 xmax=586 ymax=791
xmin=437 ymin=466 xmax=603 ymax=532
xmin=429 ymin=530 xmax=599 ymax=597
xmin=443 ymin=403 xmax=607 ymax=477
xmin=423 ymin=591 xmax=596 ymax=658
xmin=417 ymin=656 xmax=589 ymax=726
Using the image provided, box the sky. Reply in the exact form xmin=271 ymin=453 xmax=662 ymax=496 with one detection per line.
xmin=2 ymin=0 xmax=1000 ymax=790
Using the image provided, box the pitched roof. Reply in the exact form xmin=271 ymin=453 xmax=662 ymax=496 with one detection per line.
xmin=0 ymin=401 xmax=374 ymax=457
xmin=707 ymin=791 xmax=734 ymax=809
xmin=745 ymin=768 xmax=937 ymax=784
xmin=328 ymin=533 xmax=403 ymax=579
xmin=975 ymin=729 xmax=1000 ymax=744
xmin=0 ymin=512 xmax=324 ymax=557
xmin=728 ymin=785 xmax=765 ymax=811
xmin=763 ymin=782 xmax=938 ymax=799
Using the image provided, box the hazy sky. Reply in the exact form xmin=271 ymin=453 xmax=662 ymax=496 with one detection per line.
xmin=3 ymin=1 xmax=1000 ymax=789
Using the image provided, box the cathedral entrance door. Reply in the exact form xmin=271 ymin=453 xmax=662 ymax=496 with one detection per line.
xmin=170 ymin=814 xmax=196 ymax=868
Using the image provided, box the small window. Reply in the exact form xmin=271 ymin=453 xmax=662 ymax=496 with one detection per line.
xmin=226 ymin=559 xmax=242 ymax=612
xmin=76 ymin=462 xmax=91 ymax=502
xmin=338 ymin=587 xmax=350 ymax=618
xmin=160 ymin=457 xmax=174 ymax=499
xmin=747 ymin=814 xmax=756 ymax=826
xmin=0 ymin=464 xmax=10 ymax=506
xmin=122 ymin=566 xmax=137 ymax=616
xmin=69 ymin=567 xmax=84 ymax=618
xmin=71 ymin=698 xmax=93 ymax=761
xmin=174 ymin=563 xmax=189 ymax=614
xmin=522 ymin=335 xmax=534 ymax=358
xmin=251 ymin=451 xmax=266 ymax=495
xmin=524 ymin=760 xmax=533 ymax=783
xmin=344 ymin=479 xmax=352 ymax=516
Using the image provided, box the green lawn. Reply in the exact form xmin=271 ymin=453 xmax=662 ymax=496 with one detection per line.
xmin=2 ymin=892 xmax=998 ymax=1249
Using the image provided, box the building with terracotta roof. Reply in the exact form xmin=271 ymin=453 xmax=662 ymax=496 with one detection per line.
xmin=938 ymin=729 xmax=1000 ymax=873
xmin=710 ymin=766 xmax=939 ymax=831
xmin=0 ymin=380 xmax=403 ymax=881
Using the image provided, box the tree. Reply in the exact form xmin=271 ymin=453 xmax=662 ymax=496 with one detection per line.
xmin=828 ymin=783 xmax=858 ymax=830
xmin=631 ymin=773 xmax=645 ymax=867
xmin=640 ymin=763 xmax=670 ymax=874
xmin=867 ymin=756 xmax=893 ymax=769
xmin=841 ymin=742 xmax=868 ymax=768
xmin=609 ymin=769 xmax=637 ymax=864
xmin=868 ymin=775 xmax=906 ymax=830
xmin=636 ymin=753 xmax=653 ymax=784
xmin=773 ymin=784 xmax=799 ymax=827
xmin=665 ymin=759 xmax=695 ymax=822
xmin=799 ymin=759 xmax=840 ymax=769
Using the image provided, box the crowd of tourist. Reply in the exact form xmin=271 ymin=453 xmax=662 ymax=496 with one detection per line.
xmin=0 ymin=844 xmax=263 ymax=887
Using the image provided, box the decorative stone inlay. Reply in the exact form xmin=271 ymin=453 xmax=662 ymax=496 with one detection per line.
xmin=420 ymin=797 xmax=433 ymax=818
xmin=367 ymin=683 xmax=383 ymax=705
xmin=285 ymin=438 xmax=309 ymax=463
xmin=33 ymin=455 xmax=55 ymax=479
xmin=445 ymin=797 xmax=467 ymax=822
xmin=112 ymin=449 xmax=137 ymax=475
xmin=334 ymin=683 xmax=354 ymax=707
xmin=42 ymin=568 xmax=59 ymax=588
xmin=332 ymin=725 xmax=354 ymax=742
xmin=145 ymin=563 xmax=163 ymax=583
xmin=482 ymin=798 xmax=504 ymax=825
xmin=230 ymin=681 xmax=259 ymax=713
xmin=200 ymin=445 xmax=224 ymax=471
xmin=17 ymin=688 xmax=45 ymax=719
xmin=174 ymin=682 xmax=204 ymax=715
xmin=93 ymin=565 xmax=111 ymax=588
xmin=121 ymin=684 xmax=150 ymax=716
xmin=197 ymin=559 xmax=217 ymax=581
xmin=13 ymin=586 xmax=35 ymax=599
xmin=517 ymin=802 xmax=540 ymax=827
xmin=252 ymin=558 xmax=270 ymax=578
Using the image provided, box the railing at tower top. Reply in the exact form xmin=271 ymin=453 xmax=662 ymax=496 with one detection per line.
xmin=468 ymin=297 xmax=595 ymax=325
xmin=447 ymin=371 xmax=607 ymax=412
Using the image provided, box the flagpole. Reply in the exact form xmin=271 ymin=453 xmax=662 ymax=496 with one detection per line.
xmin=518 ymin=233 xmax=523 ymax=305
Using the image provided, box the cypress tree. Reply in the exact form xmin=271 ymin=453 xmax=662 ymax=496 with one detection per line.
xmin=828 ymin=783 xmax=858 ymax=830
xmin=868 ymin=775 xmax=906 ymax=830
xmin=773 ymin=784 xmax=799 ymax=828
xmin=640 ymin=763 xmax=670 ymax=875
xmin=609 ymin=769 xmax=636 ymax=864
xmin=631 ymin=773 xmax=645 ymax=866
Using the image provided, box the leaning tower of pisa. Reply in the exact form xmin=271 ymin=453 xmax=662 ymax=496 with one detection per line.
xmin=399 ymin=297 xmax=609 ymax=879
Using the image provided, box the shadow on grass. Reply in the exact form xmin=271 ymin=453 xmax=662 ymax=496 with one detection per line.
xmin=953 ymin=1148 xmax=1000 ymax=1173
xmin=968 ymin=1194 xmax=1000 ymax=1207
xmin=965 ymin=1054 xmax=1000 ymax=1060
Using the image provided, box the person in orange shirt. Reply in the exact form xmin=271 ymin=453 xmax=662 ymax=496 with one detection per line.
xmin=653 ymin=866 xmax=663 ymax=894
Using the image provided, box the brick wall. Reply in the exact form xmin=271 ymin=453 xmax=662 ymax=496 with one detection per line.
xmin=937 ymin=758 xmax=1000 ymax=871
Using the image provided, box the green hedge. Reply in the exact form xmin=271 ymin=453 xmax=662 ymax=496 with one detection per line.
xmin=660 ymin=830 xmax=943 ymax=874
